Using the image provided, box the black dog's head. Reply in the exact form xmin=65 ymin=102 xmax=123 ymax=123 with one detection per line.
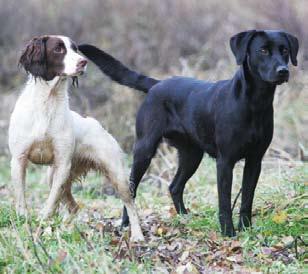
xmin=230 ymin=30 xmax=299 ymax=85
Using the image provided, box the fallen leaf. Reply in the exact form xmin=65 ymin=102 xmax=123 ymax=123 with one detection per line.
xmin=56 ymin=249 xmax=67 ymax=264
xmin=272 ymin=211 xmax=288 ymax=224
xmin=156 ymin=226 xmax=167 ymax=237
xmin=191 ymin=202 xmax=199 ymax=209
xmin=167 ymin=241 xmax=183 ymax=252
xmin=208 ymin=231 xmax=218 ymax=241
xmin=281 ymin=236 xmax=294 ymax=247
xmin=226 ymin=254 xmax=243 ymax=264
xmin=157 ymin=245 xmax=167 ymax=252
xmin=230 ymin=240 xmax=241 ymax=252
xmin=176 ymin=262 xmax=198 ymax=274
xmin=77 ymin=201 xmax=85 ymax=209
xmin=95 ymin=223 xmax=104 ymax=232
xmin=180 ymin=251 xmax=190 ymax=262
xmin=261 ymin=247 xmax=272 ymax=256
xmin=143 ymin=208 xmax=154 ymax=216
xmin=168 ymin=207 xmax=177 ymax=217
xmin=272 ymin=243 xmax=284 ymax=251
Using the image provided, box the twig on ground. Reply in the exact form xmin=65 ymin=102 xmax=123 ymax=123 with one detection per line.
xmin=149 ymin=174 xmax=170 ymax=186
xmin=113 ymin=235 xmax=124 ymax=260
xmin=295 ymin=236 xmax=307 ymax=259
xmin=232 ymin=188 xmax=242 ymax=212
xmin=75 ymin=224 xmax=94 ymax=250
xmin=124 ymin=237 xmax=134 ymax=262
xmin=10 ymin=216 xmax=31 ymax=262
xmin=27 ymin=220 xmax=50 ymax=272
xmin=268 ymin=147 xmax=296 ymax=162
xmin=157 ymin=148 xmax=174 ymax=169
xmin=37 ymin=238 xmax=53 ymax=263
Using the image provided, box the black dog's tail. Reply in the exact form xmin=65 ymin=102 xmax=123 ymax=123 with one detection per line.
xmin=78 ymin=44 xmax=160 ymax=93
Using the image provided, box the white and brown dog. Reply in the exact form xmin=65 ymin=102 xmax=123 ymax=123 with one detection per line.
xmin=8 ymin=35 xmax=144 ymax=241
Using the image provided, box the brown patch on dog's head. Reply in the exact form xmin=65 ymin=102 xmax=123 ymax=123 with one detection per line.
xmin=19 ymin=35 xmax=67 ymax=81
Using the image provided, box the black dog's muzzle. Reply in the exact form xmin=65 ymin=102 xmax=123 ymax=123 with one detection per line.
xmin=276 ymin=65 xmax=289 ymax=82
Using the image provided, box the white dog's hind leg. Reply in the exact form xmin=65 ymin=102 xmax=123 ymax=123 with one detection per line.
xmin=11 ymin=156 xmax=28 ymax=216
xmin=75 ymin=117 xmax=144 ymax=241
xmin=61 ymin=181 xmax=79 ymax=214
xmin=123 ymin=200 xmax=144 ymax=242
xmin=103 ymin=158 xmax=144 ymax=242
xmin=44 ymin=167 xmax=78 ymax=214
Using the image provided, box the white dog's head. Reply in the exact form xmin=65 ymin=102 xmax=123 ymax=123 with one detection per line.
xmin=19 ymin=35 xmax=87 ymax=81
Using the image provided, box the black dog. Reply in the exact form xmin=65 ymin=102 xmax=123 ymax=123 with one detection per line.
xmin=79 ymin=30 xmax=298 ymax=236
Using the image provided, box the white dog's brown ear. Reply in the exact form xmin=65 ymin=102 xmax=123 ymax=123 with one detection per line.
xmin=230 ymin=30 xmax=257 ymax=65
xmin=19 ymin=36 xmax=49 ymax=79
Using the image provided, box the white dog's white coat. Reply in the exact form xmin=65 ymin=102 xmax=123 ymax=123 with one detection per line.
xmin=9 ymin=35 xmax=144 ymax=241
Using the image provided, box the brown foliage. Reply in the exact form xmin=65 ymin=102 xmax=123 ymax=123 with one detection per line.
xmin=0 ymin=0 xmax=306 ymax=155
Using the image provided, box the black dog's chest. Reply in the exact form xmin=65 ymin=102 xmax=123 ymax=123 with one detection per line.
xmin=235 ymin=116 xmax=273 ymax=158
xmin=246 ymin=120 xmax=266 ymax=144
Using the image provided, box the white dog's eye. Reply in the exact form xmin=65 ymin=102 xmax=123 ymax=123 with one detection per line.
xmin=54 ymin=46 xmax=64 ymax=54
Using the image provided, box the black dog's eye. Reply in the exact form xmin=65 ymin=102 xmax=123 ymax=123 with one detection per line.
xmin=260 ymin=48 xmax=269 ymax=55
xmin=282 ymin=48 xmax=289 ymax=55
xmin=54 ymin=45 xmax=64 ymax=54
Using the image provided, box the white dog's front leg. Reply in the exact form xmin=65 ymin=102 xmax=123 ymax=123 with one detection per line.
xmin=11 ymin=156 xmax=28 ymax=216
xmin=40 ymin=161 xmax=71 ymax=220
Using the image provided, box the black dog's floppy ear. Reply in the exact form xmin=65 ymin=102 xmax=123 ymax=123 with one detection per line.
xmin=282 ymin=32 xmax=299 ymax=66
xmin=230 ymin=30 xmax=257 ymax=65
xmin=19 ymin=36 xmax=49 ymax=79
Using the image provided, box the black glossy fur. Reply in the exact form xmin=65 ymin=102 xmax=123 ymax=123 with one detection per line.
xmin=79 ymin=30 xmax=298 ymax=236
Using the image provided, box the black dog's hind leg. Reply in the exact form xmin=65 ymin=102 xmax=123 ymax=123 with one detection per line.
xmin=238 ymin=157 xmax=262 ymax=231
xmin=121 ymin=136 xmax=161 ymax=227
xmin=169 ymin=146 xmax=203 ymax=214
xmin=216 ymin=157 xmax=236 ymax=237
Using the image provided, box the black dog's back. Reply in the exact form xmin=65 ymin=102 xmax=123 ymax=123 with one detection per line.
xmin=141 ymin=76 xmax=225 ymax=157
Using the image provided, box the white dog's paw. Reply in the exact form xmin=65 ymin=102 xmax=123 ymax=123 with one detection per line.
xmin=15 ymin=204 xmax=27 ymax=217
xmin=130 ymin=231 xmax=145 ymax=242
xmin=63 ymin=210 xmax=78 ymax=224
xmin=114 ymin=219 xmax=123 ymax=227
xmin=39 ymin=208 xmax=52 ymax=220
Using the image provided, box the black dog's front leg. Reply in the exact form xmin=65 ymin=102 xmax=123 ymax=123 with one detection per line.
xmin=216 ymin=158 xmax=235 ymax=237
xmin=238 ymin=158 xmax=262 ymax=230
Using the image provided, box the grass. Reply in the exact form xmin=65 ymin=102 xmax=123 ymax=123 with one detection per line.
xmin=0 ymin=155 xmax=306 ymax=273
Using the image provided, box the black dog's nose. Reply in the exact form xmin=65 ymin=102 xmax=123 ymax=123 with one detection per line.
xmin=276 ymin=66 xmax=289 ymax=77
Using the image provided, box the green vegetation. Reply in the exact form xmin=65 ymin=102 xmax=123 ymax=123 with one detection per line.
xmin=0 ymin=156 xmax=306 ymax=273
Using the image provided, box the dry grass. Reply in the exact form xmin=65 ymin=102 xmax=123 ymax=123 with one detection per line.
xmin=0 ymin=156 xmax=306 ymax=273
xmin=0 ymin=0 xmax=307 ymax=155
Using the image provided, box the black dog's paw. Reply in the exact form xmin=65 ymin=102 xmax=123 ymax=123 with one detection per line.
xmin=220 ymin=221 xmax=236 ymax=237
xmin=222 ymin=228 xmax=236 ymax=237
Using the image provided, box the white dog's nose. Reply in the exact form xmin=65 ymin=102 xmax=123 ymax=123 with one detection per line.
xmin=77 ymin=59 xmax=87 ymax=68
